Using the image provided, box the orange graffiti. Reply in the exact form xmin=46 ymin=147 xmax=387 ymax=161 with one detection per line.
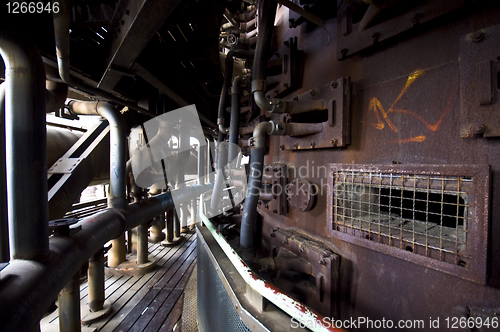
xmin=366 ymin=69 xmax=451 ymax=143
xmin=390 ymin=135 xmax=426 ymax=144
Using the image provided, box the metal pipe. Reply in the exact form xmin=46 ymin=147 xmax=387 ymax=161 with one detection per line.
xmin=0 ymin=31 xmax=49 ymax=260
xmin=88 ymin=249 xmax=105 ymax=312
xmin=68 ymin=101 xmax=127 ymax=267
xmin=250 ymin=0 xmax=322 ymax=115
xmin=166 ymin=209 xmax=174 ymax=243
xmin=149 ymin=185 xmax=165 ymax=242
xmin=58 ymin=271 xmax=81 ymax=332
xmin=228 ymin=76 xmax=246 ymax=162
xmin=0 ymin=183 xmax=212 ymax=331
xmin=240 ymin=121 xmax=285 ymax=255
xmin=210 ymin=141 xmax=228 ymax=213
xmin=0 ymin=83 xmax=8 ymax=263
xmin=173 ymin=209 xmax=180 ymax=238
xmin=218 ymin=49 xmax=254 ymax=136
xmin=198 ymin=143 xmax=207 ymax=184
xmin=181 ymin=204 xmax=188 ymax=232
xmin=190 ymin=198 xmax=197 ymax=225
xmin=137 ymin=223 xmax=149 ymax=264
xmin=45 ymin=80 xmax=68 ymax=113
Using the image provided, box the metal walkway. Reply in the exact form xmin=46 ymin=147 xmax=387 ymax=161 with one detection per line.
xmin=40 ymin=231 xmax=197 ymax=332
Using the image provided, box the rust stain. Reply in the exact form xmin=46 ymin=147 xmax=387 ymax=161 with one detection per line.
xmin=366 ymin=69 xmax=450 ymax=143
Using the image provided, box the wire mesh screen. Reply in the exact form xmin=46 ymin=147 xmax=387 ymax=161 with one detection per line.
xmin=197 ymin=237 xmax=252 ymax=332
xmin=332 ymin=170 xmax=473 ymax=266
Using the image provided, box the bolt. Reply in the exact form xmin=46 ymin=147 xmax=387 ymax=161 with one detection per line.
xmin=371 ymin=32 xmax=380 ymax=42
xmin=293 ymin=143 xmax=299 ymax=149
xmin=273 ymin=209 xmax=277 ymax=213
xmin=125 ymin=9 xmax=130 ymax=15
xmin=331 ymin=138 xmax=337 ymax=146
xmin=340 ymin=48 xmax=348 ymax=57
xmin=311 ymin=141 xmax=316 ymax=148
xmin=283 ymin=40 xmax=289 ymax=46
xmin=266 ymin=95 xmax=270 ymax=99
xmin=293 ymin=96 xmax=299 ymax=101
xmin=472 ymin=124 xmax=485 ymax=134
xmin=411 ymin=13 xmax=421 ymax=25
xmin=265 ymin=167 xmax=270 ymax=172
xmin=303 ymin=201 xmax=308 ymax=206
xmin=319 ymin=259 xmax=327 ymax=266
xmin=280 ymin=144 xmax=285 ymax=150
xmin=273 ymin=168 xmax=278 ymax=172
xmin=309 ymin=89 xmax=316 ymax=96
xmin=270 ymin=232 xmax=275 ymax=237
xmin=472 ymin=31 xmax=484 ymax=43
xmin=283 ymin=238 xmax=289 ymax=244
xmin=330 ymin=81 xmax=338 ymax=89
xmin=299 ymin=247 xmax=304 ymax=253
xmin=265 ymin=204 xmax=269 ymax=209
xmin=283 ymin=83 xmax=289 ymax=88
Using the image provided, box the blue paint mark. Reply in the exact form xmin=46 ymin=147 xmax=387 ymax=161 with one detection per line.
xmin=155 ymin=194 xmax=172 ymax=209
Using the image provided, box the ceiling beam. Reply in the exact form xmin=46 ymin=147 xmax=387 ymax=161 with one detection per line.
xmin=98 ymin=0 xmax=183 ymax=91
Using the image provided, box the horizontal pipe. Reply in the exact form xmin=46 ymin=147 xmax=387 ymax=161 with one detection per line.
xmin=285 ymin=122 xmax=323 ymax=137
xmin=0 ymin=183 xmax=212 ymax=331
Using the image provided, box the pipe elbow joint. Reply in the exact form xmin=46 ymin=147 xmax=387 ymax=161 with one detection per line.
xmin=253 ymin=90 xmax=287 ymax=113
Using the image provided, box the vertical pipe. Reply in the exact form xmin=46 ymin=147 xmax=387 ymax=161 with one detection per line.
xmin=173 ymin=210 xmax=180 ymax=238
xmin=137 ymin=223 xmax=149 ymax=264
xmin=58 ymin=271 xmax=81 ymax=332
xmin=190 ymin=198 xmax=197 ymax=225
xmin=149 ymin=185 xmax=165 ymax=242
xmin=181 ymin=204 xmax=188 ymax=232
xmin=197 ymin=142 xmax=207 ymax=185
xmin=88 ymin=249 xmax=105 ymax=312
xmin=0 ymin=32 xmax=49 ymax=261
xmin=68 ymin=101 xmax=128 ymax=267
xmin=0 ymin=84 xmax=9 ymax=263
xmin=166 ymin=209 xmax=174 ymax=242
xmin=228 ymin=76 xmax=244 ymax=162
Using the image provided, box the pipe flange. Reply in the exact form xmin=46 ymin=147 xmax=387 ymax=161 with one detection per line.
xmin=269 ymin=98 xmax=287 ymax=113
xmin=269 ymin=120 xmax=286 ymax=136
xmin=251 ymin=79 xmax=266 ymax=93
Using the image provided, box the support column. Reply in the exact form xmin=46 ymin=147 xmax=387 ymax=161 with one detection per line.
xmin=190 ymin=198 xmax=197 ymax=228
xmin=82 ymin=249 xmax=112 ymax=324
xmin=58 ymin=272 xmax=80 ymax=332
xmin=162 ymin=208 xmax=181 ymax=247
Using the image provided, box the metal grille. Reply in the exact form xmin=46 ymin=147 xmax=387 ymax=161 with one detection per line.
xmin=332 ymin=170 xmax=473 ymax=266
xmin=197 ymin=237 xmax=252 ymax=332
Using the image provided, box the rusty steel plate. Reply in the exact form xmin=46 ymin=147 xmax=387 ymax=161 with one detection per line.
xmin=460 ymin=24 xmax=500 ymax=138
xmin=279 ymin=76 xmax=351 ymax=150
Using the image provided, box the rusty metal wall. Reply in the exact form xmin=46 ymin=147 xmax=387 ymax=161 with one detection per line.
xmin=254 ymin=1 xmax=500 ymax=328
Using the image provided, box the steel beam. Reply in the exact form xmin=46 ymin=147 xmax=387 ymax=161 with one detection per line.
xmin=98 ymin=0 xmax=183 ymax=91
